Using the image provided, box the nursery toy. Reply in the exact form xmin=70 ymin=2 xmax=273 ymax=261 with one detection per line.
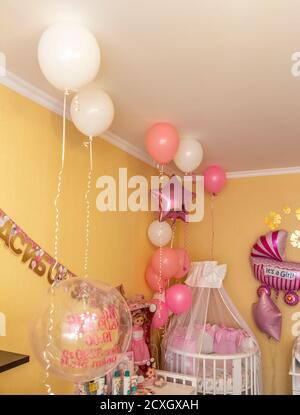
xmin=126 ymin=294 xmax=154 ymax=373
xmin=131 ymin=310 xmax=151 ymax=366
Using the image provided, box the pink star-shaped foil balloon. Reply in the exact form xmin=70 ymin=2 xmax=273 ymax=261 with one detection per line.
xmin=151 ymin=175 xmax=194 ymax=224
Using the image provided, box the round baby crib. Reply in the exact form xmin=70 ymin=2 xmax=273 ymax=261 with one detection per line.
xmin=162 ymin=345 xmax=261 ymax=395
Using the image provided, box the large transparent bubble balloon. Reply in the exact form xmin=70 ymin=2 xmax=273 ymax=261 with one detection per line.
xmin=31 ymin=278 xmax=132 ymax=382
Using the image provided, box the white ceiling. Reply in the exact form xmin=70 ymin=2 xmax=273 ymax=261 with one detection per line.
xmin=1 ymin=0 xmax=300 ymax=173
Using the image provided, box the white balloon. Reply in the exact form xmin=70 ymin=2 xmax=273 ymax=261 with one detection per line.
xmin=174 ymin=137 xmax=203 ymax=173
xmin=38 ymin=22 xmax=100 ymax=91
xmin=147 ymin=220 xmax=172 ymax=247
xmin=70 ymin=84 xmax=114 ymax=137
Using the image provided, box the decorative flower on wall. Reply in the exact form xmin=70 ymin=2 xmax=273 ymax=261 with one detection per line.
xmin=283 ymin=206 xmax=291 ymax=215
xmin=264 ymin=206 xmax=300 ymax=248
xmin=290 ymin=230 xmax=300 ymax=248
xmin=265 ymin=211 xmax=282 ymax=230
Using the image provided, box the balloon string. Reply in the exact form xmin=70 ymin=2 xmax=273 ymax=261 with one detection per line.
xmin=43 ymin=89 xmax=69 ymax=395
xmin=184 ymin=220 xmax=189 ymax=253
xmin=210 ymin=194 xmax=215 ymax=261
xmin=170 ymin=221 xmax=176 ymax=249
xmin=158 ymin=164 xmax=164 ymax=319
xmin=83 ymin=136 xmax=93 ymax=278
xmin=43 ymin=282 xmax=55 ymax=395
xmin=53 ymin=170 xmax=63 ymax=268
xmin=61 ymin=90 xmax=69 ymax=169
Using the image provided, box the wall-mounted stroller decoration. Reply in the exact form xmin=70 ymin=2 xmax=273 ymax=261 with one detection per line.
xmin=251 ymin=230 xmax=300 ymax=341
xmin=251 ymin=230 xmax=300 ymax=306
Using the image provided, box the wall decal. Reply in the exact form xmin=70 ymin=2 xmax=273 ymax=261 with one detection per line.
xmin=0 ymin=208 xmax=76 ymax=284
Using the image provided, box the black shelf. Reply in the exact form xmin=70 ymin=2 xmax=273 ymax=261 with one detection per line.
xmin=0 ymin=350 xmax=29 ymax=373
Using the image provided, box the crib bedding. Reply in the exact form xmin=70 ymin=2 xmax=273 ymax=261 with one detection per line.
xmin=168 ymin=324 xmax=254 ymax=356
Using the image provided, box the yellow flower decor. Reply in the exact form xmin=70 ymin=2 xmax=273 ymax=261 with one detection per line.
xmin=264 ymin=206 xmax=300 ymax=248
xmin=265 ymin=211 xmax=282 ymax=230
xmin=283 ymin=206 xmax=291 ymax=215
xmin=290 ymin=230 xmax=300 ymax=248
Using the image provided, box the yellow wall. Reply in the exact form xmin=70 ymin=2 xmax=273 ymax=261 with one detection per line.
xmin=176 ymin=174 xmax=300 ymax=394
xmin=0 ymin=84 xmax=155 ymax=394
xmin=0 ymin=83 xmax=299 ymax=395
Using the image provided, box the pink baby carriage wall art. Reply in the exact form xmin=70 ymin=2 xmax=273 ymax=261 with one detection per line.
xmin=250 ymin=229 xmax=300 ymax=306
xmin=250 ymin=229 xmax=300 ymax=341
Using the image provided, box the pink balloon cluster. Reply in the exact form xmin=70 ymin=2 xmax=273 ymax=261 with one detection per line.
xmin=145 ymin=123 xmax=226 ymax=330
xmin=145 ymin=247 xmax=192 ymax=328
xmin=145 ymin=122 xmax=226 ymax=195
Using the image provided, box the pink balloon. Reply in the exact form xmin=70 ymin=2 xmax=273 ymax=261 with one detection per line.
xmin=151 ymin=175 xmax=193 ymax=224
xmin=252 ymin=292 xmax=282 ymax=341
xmin=145 ymin=122 xmax=179 ymax=164
xmin=204 ymin=165 xmax=226 ymax=194
xmin=173 ymin=248 xmax=191 ymax=279
xmin=165 ymin=284 xmax=192 ymax=314
xmin=145 ymin=266 xmax=167 ymax=291
xmin=150 ymin=299 xmax=169 ymax=329
xmin=151 ymin=247 xmax=179 ymax=280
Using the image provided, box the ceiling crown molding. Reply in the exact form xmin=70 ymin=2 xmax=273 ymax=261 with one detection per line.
xmin=0 ymin=70 xmax=174 ymax=173
xmin=1 ymin=71 xmax=300 ymax=179
xmin=227 ymin=166 xmax=300 ymax=178
xmin=0 ymin=70 xmax=64 ymax=115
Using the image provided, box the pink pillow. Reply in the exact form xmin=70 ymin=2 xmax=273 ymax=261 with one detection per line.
xmin=214 ymin=327 xmax=240 ymax=354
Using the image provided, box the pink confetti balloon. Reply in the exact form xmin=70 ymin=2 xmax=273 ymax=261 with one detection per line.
xmin=173 ymin=248 xmax=191 ymax=279
xmin=165 ymin=284 xmax=192 ymax=315
xmin=145 ymin=265 xmax=167 ymax=292
xmin=151 ymin=247 xmax=179 ymax=280
xmin=145 ymin=122 xmax=179 ymax=165
xmin=204 ymin=165 xmax=226 ymax=194
xmin=150 ymin=299 xmax=169 ymax=329
xmin=31 ymin=278 xmax=132 ymax=382
xmin=252 ymin=292 xmax=282 ymax=341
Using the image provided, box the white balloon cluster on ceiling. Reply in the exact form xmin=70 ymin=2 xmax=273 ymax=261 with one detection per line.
xmin=38 ymin=21 xmax=114 ymax=137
